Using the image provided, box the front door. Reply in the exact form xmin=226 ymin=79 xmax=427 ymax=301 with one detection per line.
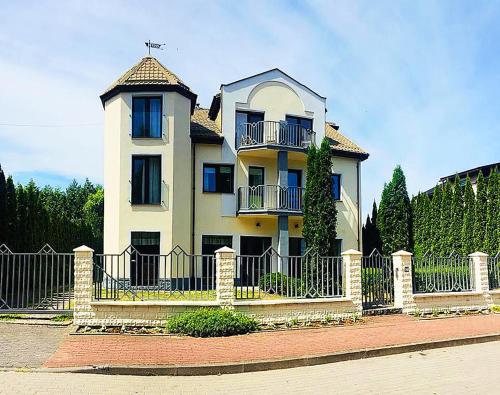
xmin=240 ymin=236 xmax=272 ymax=285
xmin=287 ymin=169 xmax=302 ymax=210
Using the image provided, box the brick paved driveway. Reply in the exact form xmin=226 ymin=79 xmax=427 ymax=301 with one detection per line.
xmin=44 ymin=314 xmax=500 ymax=369
xmin=0 ymin=323 xmax=71 ymax=368
xmin=1 ymin=341 xmax=499 ymax=394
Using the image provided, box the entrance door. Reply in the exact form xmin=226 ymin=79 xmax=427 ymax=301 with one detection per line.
xmin=201 ymin=235 xmax=232 ymax=290
xmin=240 ymin=236 xmax=272 ymax=285
xmin=287 ymin=170 xmax=302 ymax=210
xmin=130 ymin=232 xmax=160 ymax=287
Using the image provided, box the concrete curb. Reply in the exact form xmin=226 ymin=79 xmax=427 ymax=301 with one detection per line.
xmin=22 ymin=332 xmax=499 ymax=376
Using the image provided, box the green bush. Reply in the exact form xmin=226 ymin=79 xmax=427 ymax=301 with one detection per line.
xmin=259 ymin=273 xmax=303 ymax=296
xmin=166 ymin=309 xmax=258 ymax=337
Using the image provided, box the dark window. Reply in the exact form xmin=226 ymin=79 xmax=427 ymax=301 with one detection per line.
xmin=132 ymin=97 xmax=162 ymax=138
xmin=331 ymin=174 xmax=341 ymax=200
xmin=236 ymin=111 xmax=264 ymax=147
xmin=203 ymin=164 xmax=234 ymax=193
xmin=201 ymin=235 xmax=232 ymax=286
xmin=329 ymin=239 xmax=342 ymax=256
xmin=130 ymin=231 xmax=160 ymax=287
xmin=132 ymin=156 xmax=161 ymax=204
xmin=249 ymin=166 xmax=264 ymax=187
xmin=285 ymin=115 xmax=313 ymax=130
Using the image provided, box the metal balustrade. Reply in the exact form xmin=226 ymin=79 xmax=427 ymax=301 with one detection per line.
xmin=93 ymin=245 xmax=216 ymax=301
xmin=412 ymin=253 xmax=474 ymax=293
xmin=235 ymin=247 xmax=344 ymax=299
xmin=238 ymin=121 xmax=315 ymax=149
xmin=0 ymin=244 xmax=74 ymax=312
xmin=238 ymin=185 xmax=304 ymax=213
xmin=488 ymin=253 xmax=500 ymax=290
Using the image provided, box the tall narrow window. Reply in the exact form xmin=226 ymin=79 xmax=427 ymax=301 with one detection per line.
xmin=331 ymin=174 xmax=341 ymax=201
xmin=203 ymin=164 xmax=234 ymax=193
xmin=132 ymin=155 xmax=161 ymax=204
xmin=132 ymin=97 xmax=162 ymax=138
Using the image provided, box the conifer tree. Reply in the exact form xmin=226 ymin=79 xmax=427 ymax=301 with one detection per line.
xmin=362 ymin=214 xmax=371 ymax=254
xmin=449 ymin=175 xmax=464 ymax=253
xmin=0 ymin=165 xmax=6 ymax=243
xmin=429 ymin=184 xmax=442 ymax=254
xmin=5 ymin=176 xmax=16 ymax=248
xmin=461 ymin=176 xmax=475 ymax=255
xmin=370 ymin=201 xmax=382 ymax=252
xmin=420 ymin=192 xmax=432 ymax=254
xmin=303 ymin=138 xmax=338 ymax=255
xmin=473 ymin=171 xmax=487 ymax=252
xmin=377 ymin=166 xmax=412 ymax=254
xmin=439 ymin=181 xmax=453 ymax=255
xmin=485 ymin=168 xmax=499 ymax=255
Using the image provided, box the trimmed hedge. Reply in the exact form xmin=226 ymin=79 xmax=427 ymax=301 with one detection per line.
xmin=166 ymin=309 xmax=258 ymax=337
xmin=259 ymin=273 xmax=303 ymax=296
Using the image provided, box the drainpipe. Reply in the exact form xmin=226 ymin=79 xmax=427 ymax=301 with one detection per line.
xmin=190 ymin=143 xmax=196 ymax=284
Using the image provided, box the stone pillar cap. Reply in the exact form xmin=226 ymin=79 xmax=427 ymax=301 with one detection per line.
xmin=73 ymin=245 xmax=94 ymax=253
xmin=341 ymin=249 xmax=362 ymax=256
xmin=215 ymin=246 xmax=236 ymax=254
xmin=468 ymin=251 xmax=488 ymax=257
xmin=391 ymin=250 xmax=413 ymax=256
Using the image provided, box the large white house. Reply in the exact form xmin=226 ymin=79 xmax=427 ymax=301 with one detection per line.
xmin=101 ymin=56 xmax=368 ymax=279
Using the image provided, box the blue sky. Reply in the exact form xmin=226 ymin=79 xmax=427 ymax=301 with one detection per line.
xmin=0 ymin=1 xmax=499 ymax=218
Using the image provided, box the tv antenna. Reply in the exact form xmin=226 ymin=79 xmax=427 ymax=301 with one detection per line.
xmin=145 ymin=40 xmax=166 ymax=55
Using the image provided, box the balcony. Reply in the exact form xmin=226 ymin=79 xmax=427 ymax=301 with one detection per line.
xmin=237 ymin=185 xmax=304 ymax=215
xmin=237 ymin=121 xmax=315 ymax=152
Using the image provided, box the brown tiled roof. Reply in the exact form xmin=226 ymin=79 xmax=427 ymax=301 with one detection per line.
xmin=325 ymin=122 xmax=368 ymax=159
xmin=190 ymin=108 xmax=223 ymax=144
xmin=103 ymin=56 xmax=191 ymax=94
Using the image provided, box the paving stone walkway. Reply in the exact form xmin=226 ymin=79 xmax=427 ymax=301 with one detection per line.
xmin=0 ymin=322 xmax=71 ymax=368
xmin=2 ymin=341 xmax=499 ymax=394
xmin=44 ymin=314 xmax=500 ymax=368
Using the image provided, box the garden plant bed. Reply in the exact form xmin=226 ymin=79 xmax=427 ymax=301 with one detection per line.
xmin=411 ymin=308 xmax=491 ymax=320
xmin=74 ymin=315 xmax=364 ymax=336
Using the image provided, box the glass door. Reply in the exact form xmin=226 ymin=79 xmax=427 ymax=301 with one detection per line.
xmin=249 ymin=166 xmax=264 ymax=209
xmin=287 ymin=169 xmax=302 ymax=210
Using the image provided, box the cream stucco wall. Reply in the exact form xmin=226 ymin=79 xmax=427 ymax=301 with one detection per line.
xmin=103 ymin=91 xmax=191 ymax=256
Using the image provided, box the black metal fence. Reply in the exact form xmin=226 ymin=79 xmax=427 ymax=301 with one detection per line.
xmin=93 ymin=245 xmax=216 ymax=301
xmin=0 ymin=244 xmax=74 ymax=313
xmin=488 ymin=253 xmax=500 ymax=290
xmin=235 ymin=247 xmax=344 ymax=299
xmin=412 ymin=253 xmax=474 ymax=293
xmin=361 ymin=249 xmax=394 ymax=309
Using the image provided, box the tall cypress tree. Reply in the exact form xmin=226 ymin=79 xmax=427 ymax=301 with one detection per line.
xmin=449 ymin=175 xmax=464 ymax=253
xmin=429 ymin=185 xmax=442 ymax=254
xmin=370 ymin=201 xmax=382 ymax=252
xmin=5 ymin=176 xmax=16 ymax=248
xmin=362 ymin=214 xmax=371 ymax=254
xmin=473 ymin=171 xmax=487 ymax=252
xmin=0 ymin=165 xmax=6 ymax=244
xmin=439 ymin=181 xmax=453 ymax=255
xmin=303 ymin=138 xmax=338 ymax=255
xmin=377 ymin=166 xmax=412 ymax=254
xmin=420 ymin=192 xmax=432 ymax=254
xmin=485 ymin=168 xmax=499 ymax=255
xmin=461 ymin=176 xmax=475 ymax=255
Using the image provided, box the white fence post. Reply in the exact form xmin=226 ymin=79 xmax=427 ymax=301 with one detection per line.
xmin=469 ymin=252 xmax=492 ymax=306
xmin=215 ymin=246 xmax=236 ymax=309
xmin=392 ymin=250 xmax=414 ymax=313
xmin=341 ymin=249 xmax=363 ymax=316
xmin=73 ymin=245 xmax=95 ymax=326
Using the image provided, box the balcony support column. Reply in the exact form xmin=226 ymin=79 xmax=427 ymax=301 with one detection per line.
xmin=278 ymin=216 xmax=289 ymax=274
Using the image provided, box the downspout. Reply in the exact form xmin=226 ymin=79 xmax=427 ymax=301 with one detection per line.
xmin=357 ymin=160 xmax=361 ymax=252
xmin=191 ymin=143 xmax=196 ymax=255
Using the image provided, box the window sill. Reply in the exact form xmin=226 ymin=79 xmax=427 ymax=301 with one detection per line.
xmin=202 ymin=191 xmax=235 ymax=195
xmin=130 ymin=203 xmax=163 ymax=207
xmin=131 ymin=137 xmax=164 ymax=140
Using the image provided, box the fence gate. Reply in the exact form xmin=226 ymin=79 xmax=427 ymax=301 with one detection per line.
xmin=0 ymin=244 xmax=74 ymax=313
xmin=361 ymin=249 xmax=394 ymax=309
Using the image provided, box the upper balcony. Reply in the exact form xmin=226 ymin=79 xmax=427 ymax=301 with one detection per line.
xmin=237 ymin=185 xmax=304 ymax=216
xmin=236 ymin=121 xmax=315 ymax=153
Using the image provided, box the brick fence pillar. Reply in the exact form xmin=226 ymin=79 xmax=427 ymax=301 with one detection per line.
xmin=392 ymin=250 xmax=415 ymax=313
xmin=215 ymin=246 xmax=236 ymax=309
xmin=341 ymin=249 xmax=363 ymax=315
xmin=469 ymin=252 xmax=492 ymax=307
xmin=73 ymin=245 xmax=95 ymax=326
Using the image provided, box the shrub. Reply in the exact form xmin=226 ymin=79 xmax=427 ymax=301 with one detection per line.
xmin=259 ymin=273 xmax=303 ymax=296
xmin=166 ymin=309 xmax=258 ymax=337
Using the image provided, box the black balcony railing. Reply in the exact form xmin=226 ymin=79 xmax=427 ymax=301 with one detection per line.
xmin=238 ymin=185 xmax=304 ymax=213
xmin=238 ymin=121 xmax=315 ymax=149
